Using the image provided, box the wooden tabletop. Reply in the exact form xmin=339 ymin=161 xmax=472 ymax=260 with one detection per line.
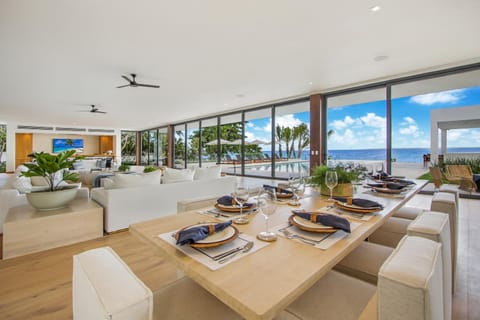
xmin=130 ymin=180 xmax=427 ymax=320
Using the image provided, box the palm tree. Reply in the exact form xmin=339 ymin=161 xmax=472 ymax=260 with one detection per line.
xmin=295 ymin=123 xmax=310 ymax=159
xmin=275 ymin=125 xmax=284 ymax=159
xmin=283 ymin=127 xmax=293 ymax=159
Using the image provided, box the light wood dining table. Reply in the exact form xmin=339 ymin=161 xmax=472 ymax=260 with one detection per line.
xmin=130 ymin=180 xmax=428 ymax=320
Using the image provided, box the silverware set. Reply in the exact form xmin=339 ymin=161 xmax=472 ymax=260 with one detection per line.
xmin=280 ymin=228 xmax=332 ymax=246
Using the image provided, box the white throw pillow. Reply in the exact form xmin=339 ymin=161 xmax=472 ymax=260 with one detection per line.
xmin=103 ymin=171 xmax=161 ymax=189
xmin=12 ymin=176 xmax=33 ymax=194
xmin=193 ymin=166 xmax=222 ymax=180
xmin=140 ymin=170 xmax=162 ymax=184
xmin=162 ymin=168 xmax=194 ymax=184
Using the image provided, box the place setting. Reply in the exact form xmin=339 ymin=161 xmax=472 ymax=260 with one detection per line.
xmin=272 ymin=209 xmax=361 ymax=250
xmin=200 ymin=186 xmax=257 ymax=223
xmin=158 ymin=220 xmax=269 ymax=270
xmin=328 ymin=196 xmax=384 ymax=220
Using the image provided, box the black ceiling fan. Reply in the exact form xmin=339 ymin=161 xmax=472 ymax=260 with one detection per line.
xmin=117 ymin=73 xmax=160 ymax=88
xmin=78 ymin=105 xmax=107 ymax=114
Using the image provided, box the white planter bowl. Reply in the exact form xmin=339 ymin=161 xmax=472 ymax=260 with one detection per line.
xmin=26 ymin=188 xmax=78 ymax=211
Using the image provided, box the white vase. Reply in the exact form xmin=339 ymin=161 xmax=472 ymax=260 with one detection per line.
xmin=26 ymin=188 xmax=78 ymax=211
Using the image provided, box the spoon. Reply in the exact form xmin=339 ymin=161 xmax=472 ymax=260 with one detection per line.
xmin=218 ymin=241 xmax=254 ymax=264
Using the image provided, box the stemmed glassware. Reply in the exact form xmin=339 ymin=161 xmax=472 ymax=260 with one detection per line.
xmin=256 ymin=190 xmax=278 ymax=242
xmin=325 ymin=170 xmax=338 ymax=201
xmin=232 ymin=185 xmax=250 ymax=224
xmin=288 ymin=176 xmax=305 ymax=206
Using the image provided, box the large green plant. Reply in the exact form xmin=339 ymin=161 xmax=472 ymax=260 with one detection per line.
xmin=21 ymin=150 xmax=80 ymax=192
xmin=311 ymin=164 xmax=364 ymax=189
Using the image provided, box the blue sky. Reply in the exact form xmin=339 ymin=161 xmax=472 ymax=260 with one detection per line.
xmin=246 ymin=86 xmax=480 ymax=150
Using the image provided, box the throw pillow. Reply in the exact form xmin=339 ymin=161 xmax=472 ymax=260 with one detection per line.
xmin=12 ymin=176 xmax=33 ymax=194
xmin=163 ymin=168 xmax=194 ymax=184
xmin=193 ymin=166 xmax=222 ymax=180
xmin=140 ymin=170 xmax=162 ymax=184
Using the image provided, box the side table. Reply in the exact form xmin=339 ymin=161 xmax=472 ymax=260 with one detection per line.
xmin=3 ymin=199 xmax=103 ymax=259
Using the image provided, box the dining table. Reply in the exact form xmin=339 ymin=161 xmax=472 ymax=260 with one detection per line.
xmin=130 ymin=179 xmax=428 ymax=320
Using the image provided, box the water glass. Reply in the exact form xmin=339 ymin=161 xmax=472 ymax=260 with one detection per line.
xmin=256 ymin=190 xmax=277 ymax=242
xmin=325 ymin=170 xmax=338 ymax=201
xmin=232 ymin=185 xmax=250 ymax=224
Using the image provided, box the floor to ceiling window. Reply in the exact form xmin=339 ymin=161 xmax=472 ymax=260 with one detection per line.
xmin=220 ymin=113 xmax=243 ymax=175
xmin=140 ymin=129 xmax=158 ymax=166
xmin=274 ymin=101 xmax=310 ymax=178
xmin=158 ymin=127 xmax=168 ymax=167
xmin=200 ymin=117 xmax=219 ymax=167
xmin=121 ymin=131 xmax=137 ymax=165
xmin=186 ymin=121 xmax=200 ymax=168
xmin=174 ymin=124 xmax=186 ymax=169
xmin=391 ymin=69 xmax=480 ymax=176
xmin=243 ymin=108 xmax=273 ymax=177
xmin=326 ymin=88 xmax=387 ymax=174
xmin=0 ymin=124 xmax=6 ymax=172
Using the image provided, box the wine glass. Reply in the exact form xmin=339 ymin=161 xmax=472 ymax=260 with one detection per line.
xmin=288 ymin=176 xmax=305 ymax=206
xmin=232 ymin=185 xmax=250 ymax=224
xmin=256 ymin=190 xmax=278 ymax=242
xmin=325 ymin=170 xmax=338 ymax=201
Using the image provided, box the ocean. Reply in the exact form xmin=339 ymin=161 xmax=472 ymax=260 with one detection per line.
xmin=264 ymin=147 xmax=480 ymax=163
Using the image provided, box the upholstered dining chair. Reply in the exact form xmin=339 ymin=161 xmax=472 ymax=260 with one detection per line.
xmin=73 ymin=247 xmax=242 ymax=320
xmin=279 ymin=235 xmax=444 ymax=320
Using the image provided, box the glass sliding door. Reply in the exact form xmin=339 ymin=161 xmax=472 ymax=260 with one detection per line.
xmin=121 ymin=131 xmax=137 ymax=165
xmin=186 ymin=121 xmax=200 ymax=169
xmin=274 ymin=101 xmax=310 ymax=178
xmin=244 ymin=108 xmax=273 ymax=177
xmin=326 ymin=88 xmax=387 ymax=174
xmin=158 ymin=127 xmax=168 ymax=167
xmin=391 ymin=69 xmax=480 ymax=177
xmin=0 ymin=124 xmax=6 ymax=172
xmin=200 ymin=117 xmax=219 ymax=167
xmin=174 ymin=124 xmax=186 ymax=169
xmin=220 ymin=113 xmax=243 ymax=175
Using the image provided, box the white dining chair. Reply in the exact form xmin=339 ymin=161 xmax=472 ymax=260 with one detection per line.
xmin=176 ymin=195 xmax=219 ymax=213
xmin=279 ymin=236 xmax=444 ymax=320
xmin=73 ymin=247 xmax=242 ymax=320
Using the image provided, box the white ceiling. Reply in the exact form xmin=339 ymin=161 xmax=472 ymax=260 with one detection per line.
xmin=1 ymin=0 xmax=479 ymax=130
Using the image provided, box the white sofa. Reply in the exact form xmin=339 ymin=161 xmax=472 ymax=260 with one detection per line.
xmin=91 ymin=176 xmax=237 ymax=233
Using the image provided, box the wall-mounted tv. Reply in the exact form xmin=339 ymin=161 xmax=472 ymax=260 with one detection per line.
xmin=52 ymin=138 xmax=84 ymax=153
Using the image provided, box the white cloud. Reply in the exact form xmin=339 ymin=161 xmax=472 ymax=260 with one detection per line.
xmin=401 ymin=116 xmax=416 ymax=125
xmin=409 ymin=89 xmax=464 ymax=105
xmin=399 ymin=125 xmax=420 ymax=137
xmin=330 ymin=115 xmax=358 ymax=130
xmin=360 ymin=113 xmax=385 ymax=128
xmin=263 ymin=114 xmax=303 ymax=131
xmin=245 ymin=122 xmax=254 ymax=128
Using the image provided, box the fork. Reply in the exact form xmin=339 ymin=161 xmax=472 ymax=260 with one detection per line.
xmin=281 ymin=229 xmax=318 ymax=246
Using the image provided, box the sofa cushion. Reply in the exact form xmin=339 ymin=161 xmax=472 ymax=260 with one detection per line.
xmin=163 ymin=168 xmax=194 ymax=184
xmin=193 ymin=166 xmax=221 ymax=180
xmin=104 ymin=171 xmax=162 ymax=189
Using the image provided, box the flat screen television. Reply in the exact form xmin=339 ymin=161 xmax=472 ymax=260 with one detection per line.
xmin=52 ymin=138 xmax=84 ymax=153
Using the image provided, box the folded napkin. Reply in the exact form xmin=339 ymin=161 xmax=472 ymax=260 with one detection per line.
xmin=292 ymin=210 xmax=350 ymax=233
xmin=366 ymin=182 xmax=405 ymax=190
xmin=263 ymin=184 xmax=293 ymax=194
xmin=175 ymin=221 xmax=232 ymax=245
xmin=333 ymin=196 xmax=383 ymax=209
xmin=217 ymin=196 xmax=254 ymax=208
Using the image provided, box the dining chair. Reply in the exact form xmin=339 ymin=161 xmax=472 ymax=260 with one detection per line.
xmin=335 ymin=211 xmax=452 ymax=319
xmin=176 ymin=195 xmax=219 ymax=213
xmin=445 ymin=164 xmax=477 ymax=192
xmin=279 ymin=236 xmax=444 ymax=320
xmin=73 ymin=247 xmax=242 ymax=320
xmin=429 ymin=166 xmax=461 ymax=199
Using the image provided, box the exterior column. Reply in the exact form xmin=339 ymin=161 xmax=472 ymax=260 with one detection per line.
xmin=309 ymin=94 xmax=324 ymax=173
xmin=430 ymin=120 xmax=439 ymax=164
xmin=441 ymin=129 xmax=447 ymax=159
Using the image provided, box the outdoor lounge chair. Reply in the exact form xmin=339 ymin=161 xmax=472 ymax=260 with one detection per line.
xmin=445 ymin=164 xmax=477 ymax=192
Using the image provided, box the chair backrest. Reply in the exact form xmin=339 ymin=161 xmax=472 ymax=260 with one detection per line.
xmin=446 ymin=164 xmax=473 ymax=178
xmin=177 ymin=196 xmax=219 ymax=213
xmin=73 ymin=247 xmax=153 ymax=320
xmin=378 ymin=236 xmax=443 ymax=320
xmin=408 ymin=211 xmax=452 ymax=319
xmin=429 ymin=167 xmax=444 ymax=188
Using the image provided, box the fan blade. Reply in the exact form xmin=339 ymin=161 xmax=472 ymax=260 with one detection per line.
xmin=121 ymin=75 xmax=132 ymax=83
xmin=136 ymin=83 xmax=160 ymax=88
xmin=116 ymin=84 xmax=131 ymax=88
xmin=93 ymin=111 xmax=107 ymax=114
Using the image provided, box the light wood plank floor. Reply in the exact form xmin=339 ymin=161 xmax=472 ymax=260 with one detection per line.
xmin=0 ymin=194 xmax=478 ymax=319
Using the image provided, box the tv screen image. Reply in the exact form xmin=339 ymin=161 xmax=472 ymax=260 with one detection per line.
xmin=52 ymin=138 xmax=84 ymax=153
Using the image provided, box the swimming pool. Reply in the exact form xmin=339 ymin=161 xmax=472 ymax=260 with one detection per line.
xmin=221 ymin=160 xmax=310 ymax=178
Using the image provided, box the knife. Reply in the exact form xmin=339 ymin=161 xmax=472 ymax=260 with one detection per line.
xmin=212 ymin=246 xmax=244 ymax=261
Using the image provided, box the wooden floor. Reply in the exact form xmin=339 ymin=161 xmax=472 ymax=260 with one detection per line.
xmin=0 ymin=194 xmax=478 ymax=319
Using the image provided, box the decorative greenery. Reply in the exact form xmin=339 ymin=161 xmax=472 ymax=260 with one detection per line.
xmin=21 ymin=150 xmax=80 ymax=192
xmin=143 ymin=166 xmax=159 ymax=173
xmin=442 ymin=157 xmax=480 ymax=174
xmin=0 ymin=125 xmax=5 ymax=173
xmin=118 ymin=164 xmax=131 ymax=172
xmin=311 ymin=163 xmax=366 ymax=189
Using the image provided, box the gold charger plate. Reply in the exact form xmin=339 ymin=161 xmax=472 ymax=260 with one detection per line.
xmin=276 ymin=191 xmax=294 ymax=199
xmin=289 ymin=215 xmax=337 ymax=233
xmin=215 ymin=203 xmax=254 ymax=213
xmin=335 ymin=201 xmax=382 ymax=213
xmin=176 ymin=223 xmax=239 ymax=248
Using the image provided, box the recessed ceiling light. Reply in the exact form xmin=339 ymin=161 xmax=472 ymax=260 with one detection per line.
xmin=374 ymin=55 xmax=389 ymax=62
xmin=308 ymin=82 xmax=313 ymax=85
xmin=370 ymin=5 xmax=381 ymax=12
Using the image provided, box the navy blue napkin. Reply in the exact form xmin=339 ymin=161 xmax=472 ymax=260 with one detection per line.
xmin=292 ymin=210 xmax=350 ymax=233
xmin=263 ymin=184 xmax=293 ymax=194
xmin=366 ymin=182 xmax=405 ymax=190
xmin=175 ymin=221 xmax=232 ymax=245
xmin=217 ymin=196 xmax=254 ymax=208
xmin=333 ymin=197 xmax=383 ymax=209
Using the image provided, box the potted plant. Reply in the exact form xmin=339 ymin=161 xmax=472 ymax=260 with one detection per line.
xmin=311 ymin=163 xmax=365 ymax=197
xmin=143 ymin=165 xmax=159 ymax=173
xmin=118 ymin=163 xmax=131 ymax=172
xmin=21 ymin=150 xmax=81 ymax=210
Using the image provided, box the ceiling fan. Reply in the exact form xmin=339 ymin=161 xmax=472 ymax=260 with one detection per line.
xmin=117 ymin=73 xmax=160 ymax=88
xmin=78 ymin=105 xmax=107 ymax=114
